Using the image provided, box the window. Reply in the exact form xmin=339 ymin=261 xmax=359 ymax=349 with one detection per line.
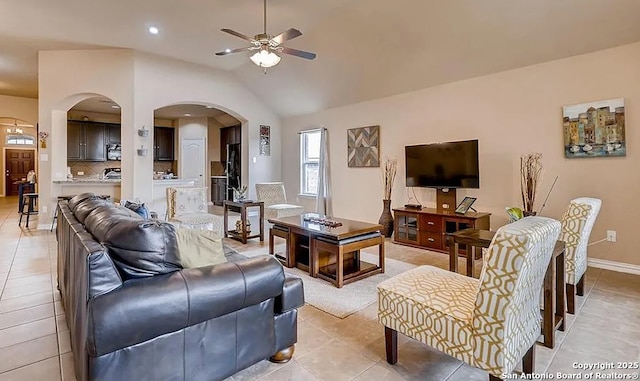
xmin=6 ymin=134 xmax=35 ymax=145
xmin=300 ymin=129 xmax=321 ymax=195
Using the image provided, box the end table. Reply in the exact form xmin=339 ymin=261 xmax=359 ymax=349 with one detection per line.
xmin=223 ymin=200 xmax=264 ymax=244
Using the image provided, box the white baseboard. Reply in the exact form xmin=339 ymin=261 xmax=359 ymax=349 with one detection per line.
xmin=588 ymin=258 xmax=640 ymax=276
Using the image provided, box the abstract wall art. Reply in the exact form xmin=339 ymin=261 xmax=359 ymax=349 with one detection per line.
xmin=347 ymin=125 xmax=380 ymax=167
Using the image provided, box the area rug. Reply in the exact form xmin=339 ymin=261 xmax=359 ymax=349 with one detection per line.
xmin=240 ymin=245 xmax=416 ymax=319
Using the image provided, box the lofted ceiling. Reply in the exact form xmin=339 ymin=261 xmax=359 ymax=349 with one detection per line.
xmin=1 ymin=0 xmax=640 ymax=116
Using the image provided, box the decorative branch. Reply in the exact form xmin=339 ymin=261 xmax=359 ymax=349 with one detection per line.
xmin=520 ymin=153 xmax=543 ymax=213
xmin=381 ymin=157 xmax=398 ymax=200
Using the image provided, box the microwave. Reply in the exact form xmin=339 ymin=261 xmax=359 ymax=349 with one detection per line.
xmin=107 ymin=144 xmax=121 ymax=160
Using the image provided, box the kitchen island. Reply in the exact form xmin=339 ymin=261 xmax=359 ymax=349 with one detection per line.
xmin=53 ymin=179 xmax=122 ymax=201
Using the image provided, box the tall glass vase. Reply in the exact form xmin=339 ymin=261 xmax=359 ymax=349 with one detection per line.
xmin=378 ymin=199 xmax=394 ymax=238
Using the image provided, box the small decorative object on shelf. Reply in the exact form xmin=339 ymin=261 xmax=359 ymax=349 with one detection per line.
xmin=235 ymin=219 xmax=251 ymax=234
xmin=233 ymin=185 xmax=248 ymax=202
xmin=137 ymin=145 xmax=148 ymax=156
xmin=38 ymin=131 xmax=49 ymax=149
xmin=138 ymin=126 xmax=149 ymax=137
xmin=520 ymin=152 xmax=543 ymax=216
xmin=303 ymin=215 xmax=343 ymax=227
xmin=379 ymin=156 xmax=397 ymax=237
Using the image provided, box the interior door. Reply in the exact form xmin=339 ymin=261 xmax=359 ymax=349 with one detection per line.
xmin=180 ymin=138 xmax=205 ymax=186
xmin=5 ymin=149 xmax=35 ymax=196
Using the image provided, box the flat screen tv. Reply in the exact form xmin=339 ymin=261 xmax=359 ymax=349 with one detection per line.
xmin=405 ymin=139 xmax=479 ymax=189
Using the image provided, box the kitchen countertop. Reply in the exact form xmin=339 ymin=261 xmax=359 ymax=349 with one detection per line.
xmin=211 ymin=176 xmax=226 ymax=179
xmin=53 ymin=179 xmax=121 ymax=184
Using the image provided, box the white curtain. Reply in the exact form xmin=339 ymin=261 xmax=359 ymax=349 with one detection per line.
xmin=315 ymin=128 xmax=332 ymax=216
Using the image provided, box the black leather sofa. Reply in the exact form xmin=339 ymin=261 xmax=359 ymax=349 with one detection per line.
xmin=56 ymin=192 xmax=304 ymax=381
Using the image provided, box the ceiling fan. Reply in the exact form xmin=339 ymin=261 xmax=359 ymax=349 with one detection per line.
xmin=215 ymin=0 xmax=316 ymax=70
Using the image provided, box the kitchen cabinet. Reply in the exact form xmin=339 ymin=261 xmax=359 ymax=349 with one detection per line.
xmin=219 ymin=125 xmax=241 ymax=163
xmin=154 ymin=127 xmax=175 ymax=161
xmin=211 ymin=177 xmax=227 ymax=206
xmin=67 ymin=121 xmax=106 ymax=161
xmin=106 ymin=123 xmax=121 ymax=144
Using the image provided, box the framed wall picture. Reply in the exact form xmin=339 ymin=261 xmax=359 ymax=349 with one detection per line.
xmin=347 ymin=125 xmax=380 ymax=167
xmin=259 ymin=125 xmax=270 ymax=156
xmin=455 ymin=197 xmax=477 ymax=214
xmin=562 ymin=98 xmax=625 ymax=158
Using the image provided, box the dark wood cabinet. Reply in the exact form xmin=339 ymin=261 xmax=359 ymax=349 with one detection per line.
xmin=211 ymin=177 xmax=227 ymax=206
xmin=393 ymin=207 xmax=490 ymax=255
xmin=220 ymin=125 xmax=241 ymax=162
xmin=67 ymin=121 xmax=106 ymax=161
xmin=154 ymin=127 xmax=175 ymax=161
xmin=67 ymin=121 xmax=83 ymax=161
xmin=106 ymin=123 xmax=120 ymax=144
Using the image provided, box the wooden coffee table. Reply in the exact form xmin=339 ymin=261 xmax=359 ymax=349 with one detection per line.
xmin=268 ymin=213 xmax=384 ymax=288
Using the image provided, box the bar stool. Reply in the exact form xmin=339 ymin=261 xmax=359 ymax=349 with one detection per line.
xmin=17 ymin=182 xmax=35 ymax=213
xmin=51 ymin=195 xmax=75 ymax=231
xmin=19 ymin=192 xmax=39 ymax=228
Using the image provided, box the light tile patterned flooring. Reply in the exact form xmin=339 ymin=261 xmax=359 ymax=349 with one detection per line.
xmin=1 ymin=195 xmax=639 ymax=380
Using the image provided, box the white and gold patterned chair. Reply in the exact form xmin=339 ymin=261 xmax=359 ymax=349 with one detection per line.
xmin=378 ymin=216 xmax=561 ymax=380
xmin=255 ymin=182 xmax=303 ymax=220
xmin=560 ymin=197 xmax=601 ymax=314
xmin=166 ymin=187 xmax=223 ymax=234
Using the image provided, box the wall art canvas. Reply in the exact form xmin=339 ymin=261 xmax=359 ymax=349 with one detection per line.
xmin=259 ymin=125 xmax=270 ymax=156
xmin=347 ymin=125 xmax=380 ymax=167
xmin=562 ymin=98 xmax=625 ymax=158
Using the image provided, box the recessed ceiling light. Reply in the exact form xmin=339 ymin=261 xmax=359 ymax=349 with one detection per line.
xmin=111 ymin=105 xmax=120 ymax=109
xmin=148 ymin=26 xmax=159 ymax=35
xmin=225 ymin=49 xmax=231 ymax=53
xmin=184 ymin=113 xmax=192 ymax=117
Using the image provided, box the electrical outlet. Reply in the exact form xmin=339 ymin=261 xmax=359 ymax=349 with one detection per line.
xmin=77 ymin=171 xmax=84 ymax=176
xmin=606 ymin=230 xmax=617 ymax=242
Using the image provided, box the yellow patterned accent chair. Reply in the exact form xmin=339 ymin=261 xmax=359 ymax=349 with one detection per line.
xmin=166 ymin=187 xmax=224 ymax=234
xmin=560 ymin=197 xmax=601 ymax=314
xmin=255 ymin=182 xmax=304 ymax=220
xmin=378 ymin=216 xmax=561 ymax=380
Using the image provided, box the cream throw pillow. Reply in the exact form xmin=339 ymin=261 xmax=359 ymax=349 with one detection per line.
xmin=175 ymin=228 xmax=226 ymax=268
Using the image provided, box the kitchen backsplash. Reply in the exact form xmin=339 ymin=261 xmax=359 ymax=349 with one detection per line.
xmin=68 ymin=161 xmax=175 ymax=177
xmin=154 ymin=161 xmax=175 ymax=174
xmin=68 ymin=162 xmax=114 ymax=177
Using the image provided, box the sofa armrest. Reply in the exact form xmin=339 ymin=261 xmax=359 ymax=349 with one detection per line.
xmin=275 ymin=274 xmax=304 ymax=314
xmin=87 ymin=255 xmax=284 ymax=356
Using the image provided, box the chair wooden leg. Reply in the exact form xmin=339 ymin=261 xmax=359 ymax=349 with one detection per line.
xmin=576 ymin=275 xmax=585 ymax=296
xmin=566 ymin=283 xmax=576 ymax=314
xmin=522 ymin=344 xmax=535 ymax=375
xmin=385 ymin=326 xmax=398 ymax=365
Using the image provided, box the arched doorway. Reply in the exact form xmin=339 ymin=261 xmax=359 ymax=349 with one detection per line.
xmin=153 ymin=103 xmax=241 ymax=206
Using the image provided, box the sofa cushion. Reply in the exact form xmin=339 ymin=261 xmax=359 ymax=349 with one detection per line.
xmin=175 ymin=229 xmax=226 ymax=268
xmin=72 ymin=197 xmax=111 ymax=224
xmin=101 ymin=219 xmax=183 ymax=279
xmin=84 ymin=204 xmax=142 ymax=242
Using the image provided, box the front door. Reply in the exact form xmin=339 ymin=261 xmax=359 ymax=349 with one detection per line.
xmin=180 ymin=138 xmax=205 ymax=186
xmin=5 ymin=149 xmax=35 ymax=196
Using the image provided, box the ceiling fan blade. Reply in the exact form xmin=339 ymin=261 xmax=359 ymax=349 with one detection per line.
xmin=270 ymin=28 xmax=302 ymax=45
xmin=215 ymin=47 xmax=254 ymax=56
xmin=280 ymin=47 xmax=316 ymax=60
xmin=220 ymin=29 xmax=256 ymax=43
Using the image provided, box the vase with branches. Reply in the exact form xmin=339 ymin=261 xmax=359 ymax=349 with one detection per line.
xmin=379 ymin=157 xmax=398 ymax=237
xmin=520 ymin=153 xmax=543 ymax=216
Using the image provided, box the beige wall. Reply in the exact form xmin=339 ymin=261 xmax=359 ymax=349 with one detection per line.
xmin=283 ymin=42 xmax=640 ymax=268
xmin=0 ymin=95 xmax=38 ymax=196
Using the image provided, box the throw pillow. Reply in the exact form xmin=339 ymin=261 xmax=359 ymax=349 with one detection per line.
xmin=124 ymin=201 xmax=151 ymax=219
xmin=175 ymin=228 xmax=226 ymax=268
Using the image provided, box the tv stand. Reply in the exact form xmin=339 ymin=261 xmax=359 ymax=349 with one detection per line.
xmin=393 ymin=206 xmax=490 ymax=255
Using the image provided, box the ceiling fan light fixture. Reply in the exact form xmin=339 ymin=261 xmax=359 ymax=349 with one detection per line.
xmin=250 ymin=49 xmax=281 ymax=68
